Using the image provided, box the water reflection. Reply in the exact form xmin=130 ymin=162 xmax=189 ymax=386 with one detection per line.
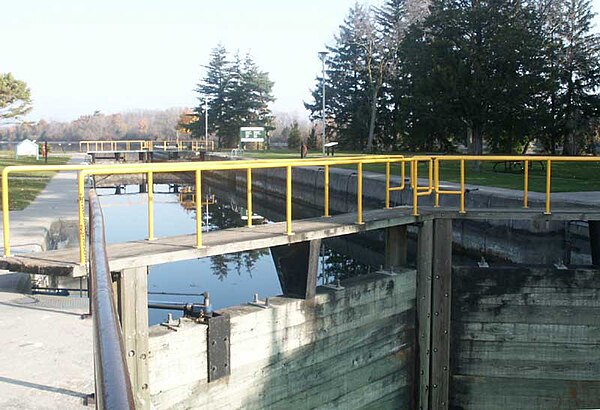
xmin=97 ymin=183 xmax=383 ymax=325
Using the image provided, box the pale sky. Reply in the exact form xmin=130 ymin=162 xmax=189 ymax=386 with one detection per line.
xmin=1 ymin=0 xmax=373 ymax=122
xmin=1 ymin=0 xmax=599 ymax=123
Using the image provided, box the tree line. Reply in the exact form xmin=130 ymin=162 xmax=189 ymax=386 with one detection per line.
xmin=305 ymin=0 xmax=600 ymax=155
xmin=0 ymin=109 xmax=184 ymax=141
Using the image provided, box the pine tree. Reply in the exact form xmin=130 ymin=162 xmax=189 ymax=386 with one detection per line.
xmin=539 ymin=0 xmax=600 ymax=154
xmin=305 ymin=5 xmax=377 ymax=151
xmin=190 ymin=44 xmax=231 ymax=148
xmin=287 ymin=120 xmax=302 ymax=149
xmin=191 ymin=46 xmax=275 ymax=148
xmin=307 ymin=126 xmax=318 ymax=150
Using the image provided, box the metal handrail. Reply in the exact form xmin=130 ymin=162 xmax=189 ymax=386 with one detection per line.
xmin=89 ymin=189 xmax=135 ymax=410
xmin=4 ymin=154 xmax=600 ymax=264
xmin=79 ymin=139 xmax=215 ymax=153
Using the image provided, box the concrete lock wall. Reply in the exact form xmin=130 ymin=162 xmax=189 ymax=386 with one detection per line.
xmin=450 ymin=266 xmax=600 ymax=409
xmin=148 ymin=271 xmax=416 ymax=409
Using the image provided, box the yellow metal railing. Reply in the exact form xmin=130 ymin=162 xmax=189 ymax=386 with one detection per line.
xmin=79 ymin=139 xmax=215 ymax=153
xmin=3 ymin=155 xmax=600 ymax=267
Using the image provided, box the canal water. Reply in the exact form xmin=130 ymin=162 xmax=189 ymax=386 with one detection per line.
xmin=97 ymin=184 xmax=371 ymax=325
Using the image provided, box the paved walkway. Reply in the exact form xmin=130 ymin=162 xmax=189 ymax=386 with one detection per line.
xmin=0 ymin=154 xmax=93 ymax=410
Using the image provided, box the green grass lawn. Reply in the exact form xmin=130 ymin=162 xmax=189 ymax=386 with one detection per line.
xmin=242 ymin=150 xmax=600 ymax=193
xmin=0 ymin=152 xmax=71 ymax=210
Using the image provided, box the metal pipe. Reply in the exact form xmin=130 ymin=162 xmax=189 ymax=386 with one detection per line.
xmin=434 ymin=159 xmax=440 ymax=207
xmin=78 ymin=172 xmax=86 ymax=265
xmin=524 ymin=160 xmax=529 ymax=208
xmin=195 ymin=170 xmax=202 ymax=248
xmin=460 ymin=159 xmax=466 ymax=214
xmin=88 ymin=190 xmax=135 ymax=410
xmin=385 ymin=162 xmax=390 ymax=209
xmin=247 ymin=168 xmax=253 ymax=228
xmin=147 ymin=171 xmax=154 ymax=240
xmin=286 ymin=166 xmax=292 ymax=235
xmin=2 ymin=169 xmax=10 ymax=256
xmin=357 ymin=162 xmax=363 ymax=224
xmin=319 ymin=51 xmax=327 ymax=156
xmin=412 ymin=160 xmax=419 ymax=216
xmin=545 ymin=160 xmax=552 ymax=215
xmin=324 ymin=164 xmax=330 ymax=217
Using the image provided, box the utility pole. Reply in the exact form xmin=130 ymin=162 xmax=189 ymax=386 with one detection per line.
xmin=318 ymin=51 xmax=328 ymax=156
xmin=204 ymin=97 xmax=209 ymax=150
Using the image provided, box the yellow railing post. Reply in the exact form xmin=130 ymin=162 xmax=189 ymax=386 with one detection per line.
xmin=545 ymin=160 xmax=552 ymax=215
xmin=385 ymin=162 xmax=391 ymax=209
xmin=147 ymin=172 xmax=154 ymax=240
xmin=324 ymin=164 xmax=330 ymax=217
xmin=195 ymin=170 xmax=202 ymax=248
xmin=2 ymin=170 xmax=11 ymax=257
xmin=247 ymin=168 xmax=253 ymax=228
xmin=77 ymin=171 xmax=86 ymax=265
xmin=357 ymin=162 xmax=364 ymax=224
xmin=524 ymin=160 xmax=529 ymax=208
xmin=412 ymin=160 xmax=419 ymax=216
xmin=460 ymin=159 xmax=466 ymax=214
xmin=286 ymin=166 xmax=293 ymax=235
xmin=428 ymin=158 xmax=433 ymax=192
xmin=434 ymin=159 xmax=440 ymax=207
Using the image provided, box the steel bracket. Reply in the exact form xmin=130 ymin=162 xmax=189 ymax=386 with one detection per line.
xmin=207 ymin=313 xmax=230 ymax=382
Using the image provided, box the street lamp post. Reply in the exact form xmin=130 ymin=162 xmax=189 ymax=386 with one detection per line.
xmin=204 ymin=97 xmax=209 ymax=150
xmin=318 ymin=51 xmax=328 ymax=156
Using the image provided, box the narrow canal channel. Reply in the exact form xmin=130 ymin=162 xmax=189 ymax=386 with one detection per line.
xmin=97 ymin=183 xmax=372 ymax=325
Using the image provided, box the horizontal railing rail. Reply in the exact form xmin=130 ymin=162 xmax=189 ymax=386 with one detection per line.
xmin=88 ymin=189 xmax=135 ymax=410
xmin=3 ymin=154 xmax=600 ymax=265
xmin=79 ymin=139 xmax=215 ymax=153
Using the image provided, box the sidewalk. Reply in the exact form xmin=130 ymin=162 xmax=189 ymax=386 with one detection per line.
xmin=0 ymin=153 xmax=93 ymax=410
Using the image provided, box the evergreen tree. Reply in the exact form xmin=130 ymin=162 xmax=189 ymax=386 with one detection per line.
xmin=307 ymin=126 xmax=319 ymax=150
xmin=0 ymin=73 xmax=32 ymax=125
xmin=191 ymin=46 xmax=275 ymax=148
xmin=305 ymin=5 xmax=377 ymax=151
xmin=400 ymin=0 xmax=546 ymax=156
xmin=287 ymin=120 xmax=302 ymax=149
xmin=538 ymin=0 xmax=600 ymax=154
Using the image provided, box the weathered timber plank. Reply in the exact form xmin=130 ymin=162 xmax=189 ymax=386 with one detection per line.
xmin=453 ymin=304 xmax=600 ymax=326
xmin=454 ymin=322 xmax=600 ymax=344
xmin=148 ymin=274 xmax=416 ymax=409
xmin=247 ymin=327 xmax=415 ymax=409
xmin=430 ymin=219 xmax=452 ymax=409
xmin=361 ymin=386 xmax=412 ymax=410
xmin=325 ymin=371 xmax=412 ymax=410
xmin=452 ymin=267 xmax=600 ymax=289
xmin=229 ymin=292 xmax=415 ymax=369
xmin=455 ymin=358 xmax=600 ymax=381
xmin=267 ymin=352 xmax=412 ymax=410
xmin=120 ymin=266 xmax=150 ymax=409
xmin=416 ymin=220 xmax=433 ymax=410
xmin=148 ymin=322 xmax=207 ymax=395
xmin=169 ymin=329 xmax=414 ymax=410
xmin=453 ymin=340 xmax=600 ymax=364
xmin=224 ymin=272 xmax=415 ymax=338
xmin=385 ymin=224 xmax=408 ymax=269
xmin=451 ymin=375 xmax=600 ymax=410
xmin=455 ymin=290 xmax=600 ymax=308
